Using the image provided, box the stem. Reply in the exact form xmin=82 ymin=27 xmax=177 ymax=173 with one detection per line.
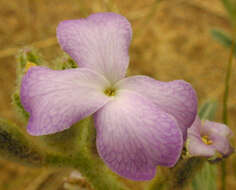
xmin=221 ymin=38 xmax=234 ymax=190
xmin=46 ymin=118 xmax=129 ymax=190
xmin=46 ymin=153 xmax=128 ymax=190
xmin=169 ymin=158 xmax=204 ymax=190
xmin=148 ymin=158 xmax=204 ymax=190
xmin=148 ymin=168 xmax=168 ymax=190
xmin=0 ymin=118 xmax=129 ymax=190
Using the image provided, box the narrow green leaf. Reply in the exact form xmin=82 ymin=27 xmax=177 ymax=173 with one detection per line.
xmin=192 ymin=162 xmax=217 ymax=190
xmin=198 ymin=100 xmax=218 ymax=120
xmin=211 ymin=29 xmax=236 ymax=56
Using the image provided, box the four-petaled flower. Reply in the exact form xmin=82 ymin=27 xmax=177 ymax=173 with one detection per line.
xmin=20 ymin=12 xmax=198 ymax=180
xmin=187 ymin=116 xmax=234 ymax=158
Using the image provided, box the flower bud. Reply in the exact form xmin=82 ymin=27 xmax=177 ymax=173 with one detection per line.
xmin=186 ymin=116 xmax=234 ymax=158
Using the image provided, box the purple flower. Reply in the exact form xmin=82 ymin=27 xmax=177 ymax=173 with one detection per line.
xmin=20 ymin=13 xmax=197 ymax=180
xmin=186 ymin=116 xmax=234 ymax=158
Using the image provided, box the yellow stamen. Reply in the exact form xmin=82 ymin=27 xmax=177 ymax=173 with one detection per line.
xmin=201 ymin=135 xmax=213 ymax=145
xmin=25 ymin=61 xmax=36 ymax=72
xmin=104 ymin=88 xmax=116 ymax=96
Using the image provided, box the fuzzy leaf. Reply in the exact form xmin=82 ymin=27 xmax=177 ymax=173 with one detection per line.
xmin=0 ymin=118 xmax=45 ymax=166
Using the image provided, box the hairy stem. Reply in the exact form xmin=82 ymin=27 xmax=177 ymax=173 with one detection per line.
xmin=71 ymin=118 xmax=129 ymax=190
xmin=0 ymin=117 xmax=129 ymax=190
xmin=46 ymin=118 xmax=129 ymax=190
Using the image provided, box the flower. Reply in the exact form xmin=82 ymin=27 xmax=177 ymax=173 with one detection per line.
xmin=186 ymin=116 xmax=234 ymax=158
xmin=20 ymin=12 xmax=198 ymax=180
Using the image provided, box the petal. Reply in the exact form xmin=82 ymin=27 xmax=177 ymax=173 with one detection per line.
xmin=20 ymin=66 xmax=110 ymax=136
xmin=203 ymin=121 xmax=234 ymax=156
xmin=57 ymin=12 xmax=132 ymax=83
xmin=186 ymin=134 xmax=216 ymax=157
xmin=187 ymin=116 xmax=216 ymax=157
xmin=203 ymin=120 xmax=232 ymax=138
xmin=116 ymin=76 xmax=198 ymax=140
xmin=94 ymin=90 xmax=183 ymax=180
xmin=187 ymin=116 xmax=202 ymax=135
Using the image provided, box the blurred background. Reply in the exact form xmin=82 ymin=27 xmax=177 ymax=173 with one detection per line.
xmin=0 ymin=0 xmax=235 ymax=189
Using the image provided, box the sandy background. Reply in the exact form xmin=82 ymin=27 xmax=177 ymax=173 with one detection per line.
xmin=0 ymin=0 xmax=235 ymax=189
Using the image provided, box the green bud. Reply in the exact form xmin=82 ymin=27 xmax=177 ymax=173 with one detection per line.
xmin=53 ymin=54 xmax=78 ymax=70
xmin=12 ymin=92 xmax=29 ymax=120
xmin=13 ymin=47 xmax=46 ymax=121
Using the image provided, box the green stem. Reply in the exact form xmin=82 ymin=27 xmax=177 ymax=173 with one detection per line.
xmin=0 ymin=118 xmax=129 ymax=190
xmin=169 ymin=158 xmax=204 ymax=190
xmin=221 ymin=38 xmax=234 ymax=190
xmin=223 ymin=41 xmax=234 ymax=125
xmin=73 ymin=118 xmax=129 ymax=190
xmin=46 ymin=118 xmax=129 ymax=190
xmin=149 ymin=158 xmax=204 ymax=190
xmin=46 ymin=152 xmax=128 ymax=190
xmin=148 ymin=168 xmax=168 ymax=190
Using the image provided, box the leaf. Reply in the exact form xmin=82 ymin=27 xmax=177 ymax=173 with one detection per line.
xmin=211 ymin=29 xmax=232 ymax=47
xmin=192 ymin=162 xmax=217 ymax=190
xmin=0 ymin=118 xmax=45 ymax=166
xmin=198 ymin=100 xmax=218 ymax=120
xmin=211 ymin=29 xmax=236 ymax=54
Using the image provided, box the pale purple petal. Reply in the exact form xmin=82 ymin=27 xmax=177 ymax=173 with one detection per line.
xmin=187 ymin=115 xmax=202 ymax=136
xmin=203 ymin=121 xmax=234 ymax=156
xmin=20 ymin=66 xmax=110 ymax=136
xmin=186 ymin=135 xmax=216 ymax=157
xmin=57 ymin=12 xmax=132 ymax=83
xmin=187 ymin=117 xmax=216 ymax=157
xmin=94 ymin=90 xmax=183 ymax=180
xmin=187 ymin=116 xmax=234 ymax=157
xmin=116 ymin=76 xmax=198 ymax=140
